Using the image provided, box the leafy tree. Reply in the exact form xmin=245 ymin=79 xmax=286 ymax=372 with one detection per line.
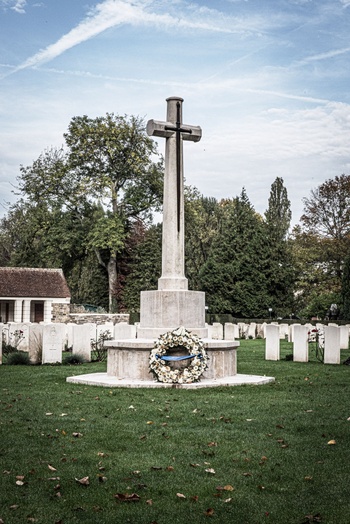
xmin=17 ymin=114 xmax=164 ymax=312
xmin=184 ymin=188 xmax=221 ymax=291
xmin=122 ymin=223 xmax=162 ymax=312
xmin=292 ymin=174 xmax=350 ymax=318
xmin=301 ymin=174 xmax=350 ymax=279
xmin=264 ymin=177 xmax=295 ymax=317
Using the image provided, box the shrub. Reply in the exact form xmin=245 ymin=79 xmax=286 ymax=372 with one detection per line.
xmin=63 ymin=353 xmax=86 ymax=365
xmin=7 ymin=351 xmax=31 ymax=366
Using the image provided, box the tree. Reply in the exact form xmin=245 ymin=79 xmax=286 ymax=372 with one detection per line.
xmin=293 ymin=174 xmax=350 ymax=318
xmin=301 ymin=174 xmax=350 ymax=279
xmin=184 ymin=188 xmax=221 ymax=291
xmin=17 ymin=114 xmax=164 ymax=312
xmin=200 ymin=189 xmax=271 ymax=317
xmin=264 ymin=177 xmax=295 ymax=317
xmin=341 ymin=256 xmax=350 ymax=320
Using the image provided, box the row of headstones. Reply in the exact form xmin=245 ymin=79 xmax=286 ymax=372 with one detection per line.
xmin=209 ymin=321 xmax=350 ymax=344
xmin=265 ymin=324 xmax=349 ymax=364
xmin=0 ymin=322 xmax=136 ymax=364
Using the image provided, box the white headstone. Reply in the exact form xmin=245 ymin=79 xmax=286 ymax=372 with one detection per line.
xmin=289 ymin=323 xmax=301 ymax=343
xmin=0 ymin=323 xmax=3 ymax=364
xmin=28 ymin=324 xmax=43 ymax=363
xmin=42 ymin=323 xmax=65 ymax=364
xmin=339 ymin=326 xmax=349 ymax=350
xmin=265 ymin=324 xmax=280 ymax=360
xmin=279 ymin=323 xmax=289 ymax=339
xmin=293 ymin=325 xmax=309 ymax=362
xmin=9 ymin=323 xmax=30 ymax=352
xmin=114 ymin=322 xmax=136 ymax=339
xmin=247 ymin=322 xmax=256 ymax=339
xmin=97 ymin=322 xmax=114 ymax=339
xmin=72 ymin=323 xmax=95 ymax=361
xmin=224 ymin=323 xmax=239 ymax=340
xmin=208 ymin=322 xmax=223 ymax=340
xmin=324 ymin=326 xmax=340 ymax=364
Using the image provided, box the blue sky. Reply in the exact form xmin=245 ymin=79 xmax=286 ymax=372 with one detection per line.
xmin=1 ymin=0 xmax=350 ymax=224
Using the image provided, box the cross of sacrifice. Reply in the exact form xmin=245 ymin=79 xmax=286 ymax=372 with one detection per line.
xmin=147 ymin=97 xmax=202 ymax=291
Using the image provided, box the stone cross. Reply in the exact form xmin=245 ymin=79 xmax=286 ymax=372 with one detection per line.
xmin=147 ymin=96 xmax=202 ymax=291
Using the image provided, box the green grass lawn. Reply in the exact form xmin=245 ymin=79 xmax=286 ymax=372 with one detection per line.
xmin=1 ymin=340 xmax=350 ymax=524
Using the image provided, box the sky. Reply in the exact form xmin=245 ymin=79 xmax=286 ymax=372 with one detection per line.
xmin=1 ymin=0 xmax=350 ymax=225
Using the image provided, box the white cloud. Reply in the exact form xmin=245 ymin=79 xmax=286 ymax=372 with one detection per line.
xmin=0 ymin=0 xmax=26 ymax=13
xmin=2 ymin=0 xmax=246 ymax=78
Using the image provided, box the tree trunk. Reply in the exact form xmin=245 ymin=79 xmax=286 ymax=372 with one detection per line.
xmin=107 ymin=253 xmax=118 ymax=313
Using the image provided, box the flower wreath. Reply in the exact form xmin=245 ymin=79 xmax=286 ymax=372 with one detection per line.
xmin=149 ymin=327 xmax=208 ymax=384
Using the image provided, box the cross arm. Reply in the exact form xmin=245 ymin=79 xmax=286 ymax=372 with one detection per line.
xmin=146 ymin=119 xmax=202 ymax=142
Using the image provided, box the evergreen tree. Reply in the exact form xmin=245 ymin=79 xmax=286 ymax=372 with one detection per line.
xmin=200 ymin=189 xmax=270 ymax=317
xmin=264 ymin=177 xmax=295 ymax=317
xmin=341 ymin=256 xmax=350 ymax=320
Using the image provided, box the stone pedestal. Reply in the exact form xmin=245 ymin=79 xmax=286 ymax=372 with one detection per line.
xmin=137 ymin=289 xmax=208 ymax=339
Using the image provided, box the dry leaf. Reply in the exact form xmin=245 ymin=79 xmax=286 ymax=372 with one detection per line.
xmin=115 ymin=493 xmax=140 ymax=502
xmin=327 ymin=440 xmax=336 ymax=445
xmin=176 ymin=493 xmax=186 ymax=499
xmin=166 ymin=466 xmax=174 ymax=471
xmin=72 ymin=432 xmax=83 ymax=438
xmin=146 ymin=499 xmax=153 ymax=505
xmin=16 ymin=480 xmax=24 ymax=486
xmin=75 ymin=476 xmax=89 ymax=485
xmin=10 ymin=505 xmax=19 ymax=510
xmin=205 ymin=508 xmax=215 ymax=516
xmin=207 ymin=442 xmax=217 ymax=447
xmin=45 ymin=413 xmax=53 ymax=416
xmin=223 ymin=485 xmax=234 ymax=491
xmin=205 ymin=468 xmax=216 ymax=474
xmin=191 ymin=495 xmax=199 ymax=502
xmin=243 ymin=472 xmax=252 ymax=477
xmin=97 ymin=452 xmax=106 ymax=457
xmin=16 ymin=475 xmax=25 ymax=480
xmin=223 ymin=498 xmax=232 ymax=503
xmin=304 ymin=476 xmax=313 ymax=481
xmin=146 ymin=421 xmax=154 ymax=425
xmin=48 ymin=465 xmax=57 ymax=472
xmin=190 ymin=463 xmax=200 ymax=467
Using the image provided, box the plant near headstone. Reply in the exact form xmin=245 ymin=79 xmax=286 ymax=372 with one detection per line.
xmin=308 ymin=328 xmax=324 ymax=362
xmin=6 ymin=350 xmax=30 ymax=365
xmin=91 ymin=330 xmax=113 ymax=362
xmin=2 ymin=328 xmax=25 ymax=360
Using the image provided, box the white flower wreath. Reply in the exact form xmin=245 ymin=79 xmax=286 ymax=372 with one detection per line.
xmin=149 ymin=326 xmax=208 ymax=384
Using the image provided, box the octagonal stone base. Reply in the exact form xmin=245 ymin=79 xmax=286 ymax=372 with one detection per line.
xmin=105 ymin=338 xmax=238 ymax=381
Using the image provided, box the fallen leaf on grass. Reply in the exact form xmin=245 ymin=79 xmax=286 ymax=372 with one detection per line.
xmin=115 ymin=493 xmax=140 ymax=502
xmin=146 ymin=499 xmax=153 ymax=505
xmin=48 ymin=465 xmax=57 ymax=472
xmin=166 ymin=466 xmax=174 ymax=471
xmin=146 ymin=421 xmax=154 ymax=425
xmin=45 ymin=413 xmax=53 ymax=416
xmin=327 ymin=440 xmax=336 ymax=445
xmin=16 ymin=480 xmax=25 ymax=486
xmin=223 ymin=485 xmax=234 ymax=491
xmin=75 ymin=476 xmax=89 ymax=486
xmin=10 ymin=505 xmax=19 ymax=510
xmin=302 ymin=513 xmax=322 ymax=523
xmin=16 ymin=475 xmax=25 ymax=481
xmin=176 ymin=493 xmax=186 ymax=499
xmin=223 ymin=498 xmax=232 ymax=503
xmin=205 ymin=508 xmax=215 ymax=516
xmin=72 ymin=432 xmax=83 ymax=438
xmin=304 ymin=476 xmax=313 ymax=481
xmin=205 ymin=468 xmax=216 ymax=474
xmin=207 ymin=442 xmax=217 ymax=447
xmin=191 ymin=495 xmax=199 ymax=502
xmin=243 ymin=472 xmax=252 ymax=477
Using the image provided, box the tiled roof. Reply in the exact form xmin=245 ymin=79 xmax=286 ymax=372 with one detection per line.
xmin=0 ymin=268 xmax=71 ymax=298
